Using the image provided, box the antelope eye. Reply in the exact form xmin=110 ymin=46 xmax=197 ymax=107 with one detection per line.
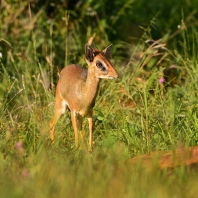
xmin=96 ymin=61 xmax=103 ymax=68
xmin=96 ymin=61 xmax=106 ymax=71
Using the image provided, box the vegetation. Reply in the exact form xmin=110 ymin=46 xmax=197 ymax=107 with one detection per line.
xmin=0 ymin=0 xmax=198 ymax=197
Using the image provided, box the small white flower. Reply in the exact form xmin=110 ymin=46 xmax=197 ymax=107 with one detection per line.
xmin=0 ymin=52 xmax=2 ymax=58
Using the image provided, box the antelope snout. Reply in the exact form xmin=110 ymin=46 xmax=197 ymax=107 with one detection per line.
xmin=109 ymin=74 xmax=118 ymax=79
xmin=111 ymin=71 xmax=119 ymax=79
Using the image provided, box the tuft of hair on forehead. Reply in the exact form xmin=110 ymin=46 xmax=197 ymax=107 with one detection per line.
xmin=93 ymin=49 xmax=108 ymax=57
xmin=93 ymin=49 xmax=100 ymax=57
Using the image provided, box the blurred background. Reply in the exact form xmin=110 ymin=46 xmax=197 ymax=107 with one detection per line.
xmin=1 ymin=0 xmax=198 ymax=70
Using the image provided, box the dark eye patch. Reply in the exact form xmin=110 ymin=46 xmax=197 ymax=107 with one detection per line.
xmin=96 ymin=61 xmax=106 ymax=71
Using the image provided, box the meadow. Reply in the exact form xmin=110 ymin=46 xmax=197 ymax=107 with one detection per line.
xmin=0 ymin=1 xmax=198 ymax=197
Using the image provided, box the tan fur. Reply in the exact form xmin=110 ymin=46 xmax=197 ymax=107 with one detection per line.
xmin=50 ymin=44 xmax=118 ymax=149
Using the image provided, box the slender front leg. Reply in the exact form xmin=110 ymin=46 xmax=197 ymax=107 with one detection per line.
xmin=88 ymin=110 xmax=93 ymax=149
xmin=71 ymin=111 xmax=84 ymax=148
xmin=88 ymin=117 xmax=93 ymax=149
xmin=71 ymin=111 xmax=79 ymax=148
xmin=76 ymin=115 xmax=84 ymax=144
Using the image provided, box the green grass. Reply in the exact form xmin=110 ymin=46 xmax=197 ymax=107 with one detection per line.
xmin=1 ymin=1 xmax=198 ymax=197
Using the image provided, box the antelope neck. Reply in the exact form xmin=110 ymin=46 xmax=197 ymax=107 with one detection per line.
xmin=83 ymin=67 xmax=100 ymax=102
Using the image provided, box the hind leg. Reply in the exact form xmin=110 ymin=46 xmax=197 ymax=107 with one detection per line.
xmin=50 ymin=82 xmax=67 ymax=141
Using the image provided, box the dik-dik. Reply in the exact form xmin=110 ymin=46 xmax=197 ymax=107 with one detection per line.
xmin=50 ymin=43 xmax=118 ymax=149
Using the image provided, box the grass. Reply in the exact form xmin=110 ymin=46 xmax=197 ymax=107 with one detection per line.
xmin=1 ymin=1 xmax=198 ymax=197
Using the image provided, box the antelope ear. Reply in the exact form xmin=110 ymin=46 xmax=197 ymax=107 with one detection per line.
xmin=85 ymin=44 xmax=95 ymax=64
xmin=103 ymin=44 xmax=113 ymax=58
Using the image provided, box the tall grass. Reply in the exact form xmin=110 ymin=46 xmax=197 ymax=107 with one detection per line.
xmin=0 ymin=1 xmax=198 ymax=197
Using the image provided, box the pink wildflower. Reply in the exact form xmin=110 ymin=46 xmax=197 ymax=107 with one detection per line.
xmin=22 ymin=170 xmax=29 ymax=178
xmin=159 ymin=77 xmax=165 ymax=84
xmin=16 ymin=141 xmax=23 ymax=150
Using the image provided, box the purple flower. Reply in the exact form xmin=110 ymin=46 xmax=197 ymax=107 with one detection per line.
xmin=16 ymin=141 xmax=22 ymax=150
xmin=22 ymin=170 xmax=29 ymax=178
xmin=159 ymin=77 xmax=165 ymax=84
xmin=169 ymin=65 xmax=176 ymax=69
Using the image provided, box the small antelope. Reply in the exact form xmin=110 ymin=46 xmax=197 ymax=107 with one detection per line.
xmin=50 ymin=43 xmax=118 ymax=149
